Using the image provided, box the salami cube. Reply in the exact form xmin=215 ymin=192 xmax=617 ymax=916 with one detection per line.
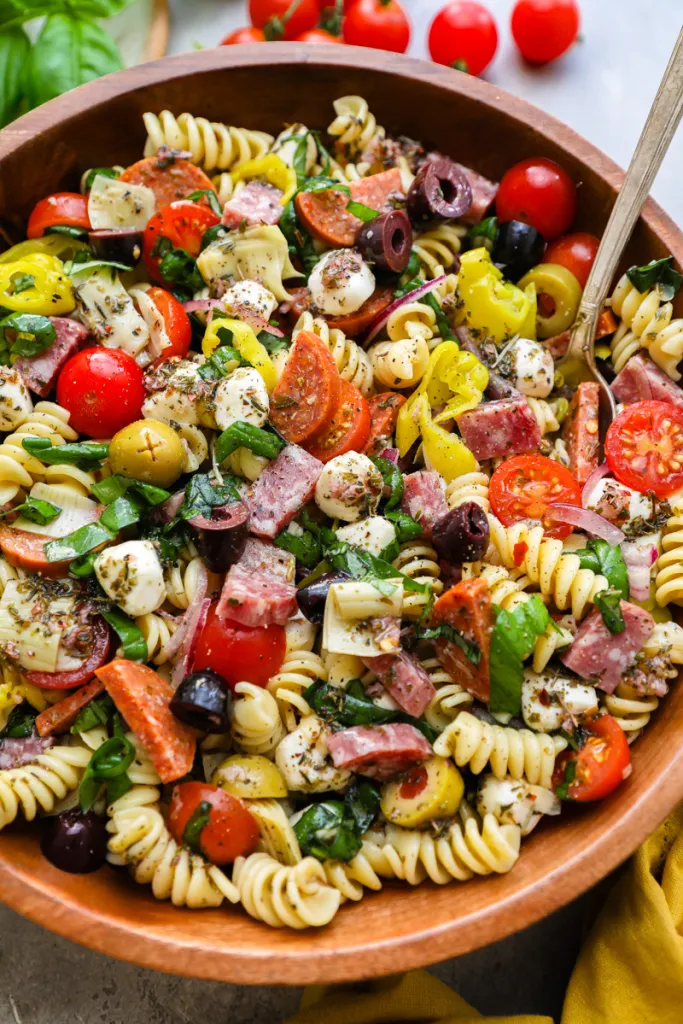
xmin=560 ymin=601 xmax=655 ymax=694
xmin=612 ymin=352 xmax=683 ymax=410
xmin=400 ymin=471 xmax=448 ymax=540
xmin=235 ymin=537 xmax=296 ymax=583
xmin=457 ymin=396 xmax=542 ymax=462
xmin=245 ymin=445 xmax=323 ymax=539
xmin=216 ymin=564 xmax=297 ymax=626
xmin=221 ymin=181 xmax=284 ymax=229
xmin=326 ymin=723 xmax=433 ymax=781
xmin=15 ymin=317 xmax=89 ymax=397
xmin=363 ymin=649 xmax=436 ymax=717
xmin=0 ymin=733 xmax=55 ymax=770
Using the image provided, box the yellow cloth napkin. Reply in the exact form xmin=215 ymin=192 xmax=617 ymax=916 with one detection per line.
xmin=287 ymin=805 xmax=683 ymax=1024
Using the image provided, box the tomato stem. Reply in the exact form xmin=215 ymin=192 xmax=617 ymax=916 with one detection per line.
xmin=319 ymin=0 xmax=344 ymax=37
xmin=264 ymin=0 xmax=305 ymax=38
xmin=451 ymin=58 xmax=469 ymax=73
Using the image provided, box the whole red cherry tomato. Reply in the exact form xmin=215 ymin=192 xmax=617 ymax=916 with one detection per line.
xmin=145 ymin=286 xmax=192 ymax=362
xmin=221 ymin=26 xmax=266 ymax=44
xmin=193 ymin=602 xmax=286 ymax=690
xmin=496 ymin=157 xmax=577 ymax=240
xmin=343 ymin=0 xmax=411 ymax=53
xmin=167 ymin=782 xmax=259 ymax=865
xmin=511 ymin=0 xmax=580 ymax=64
xmin=56 ymin=348 xmax=145 ymax=438
xmin=143 ymin=201 xmax=220 ymax=284
xmin=27 ymin=193 xmax=90 ymax=239
xmin=552 ymin=715 xmax=630 ymax=802
xmin=249 ymin=0 xmax=319 ymax=40
xmin=544 ymin=232 xmax=600 ymax=289
xmin=428 ymin=1 xmax=498 ymax=76
xmin=297 ymin=28 xmax=344 ymax=42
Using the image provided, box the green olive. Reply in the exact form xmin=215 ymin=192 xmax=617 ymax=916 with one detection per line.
xmin=213 ymin=754 xmax=288 ymax=799
xmin=109 ymin=418 xmax=185 ymax=487
xmin=518 ymin=262 xmax=583 ymax=339
xmin=380 ymin=756 xmax=464 ymax=828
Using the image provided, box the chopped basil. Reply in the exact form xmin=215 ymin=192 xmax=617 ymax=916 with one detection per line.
xmin=304 ymin=679 xmax=437 ymax=744
xmin=418 ymin=622 xmax=481 ymax=666
xmin=626 ymin=256 xmax=683 ymax=302
xmin=489 ymin=595 xmax=550 ymax=717
xmin=200 ymin=224 xmax=228 ymax=251
xmin=178 ymin=472 xmax=241 ymax=521
xmin=65 ymin=258 xmax=134 ymax=276
xmin=293 ymin=779 xmax=380 ymax=862
xmin=0 ymin=311 xmax=56 ymax=358
xmin=257 ymin=329 xmax=290 ymax=356
xmin=274 ymin=523 xmax=321 ymax=568
xmin=370 ymin=456 xmax=403 ymax=511
xmin=8 ymin=272 xmax=35 ymax=294
xmin=47 ymin=225 xmax=89 ymax=240
xmin=79 ymin=734 xmax=136 ymax=813
xmin=22 ymin=437 xmax=108 ymax=469
xmin=321 ymin=528 xmax=430 ymax=595
xmin=594 ymin=589 xmax=626 ymax=634
xmin=101 ymin=606 xmax=148 ymax=662
xmin=140 ymin=519 xmax=193 ymax=566
xmin=555 ymin=757 xmax=578 ymax=801
xmin=99 ymin=494 xmax=145 ymax=532
xmin=576 ymin=538 xmax=629 ymax=599
xmin=185 ymin=189 xmax=222 ymax=217
xmin=346 ymin=200 xmax=379 ymax=222
xmin=197 ymin=344 xmax=244 ymax=381
xmin=71 ymin=693 xmax=116 ymax=735
xmin=215 ymin=421 xmax=286 ymax=464
xmin=0 ymin=702 xmax=38 ymax=739
xmin=45 ymin=521 xmax=113 ymax=563
xmin=467 ymin=215 xmax=498 ymax=249
xmin=422 ymin=291 xmax=458 ymax=341
xmin=69 ymin=550 xmax=99 ymax=578
xmin=292 ymin=132 xmax=311 ymax=183
xmin=182 ymin=800 xmax=212 ymax=853
xmin=151 ymin=234 xmax=203 ymax=294
xmin=91 ymin=475 xmax=170 ymax=507
xmin=0 ymin=495 xmax=60 ymax=526
xmin=385 ymin=509 xmax=423 ymax=543
xmin=82 ymin=166 xmax=121 ymax=192
xmin=311 ymin=130 xmax=334 ymax=176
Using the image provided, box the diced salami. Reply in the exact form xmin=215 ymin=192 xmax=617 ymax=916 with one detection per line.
xmin=15 ymin=317 xmax=88 ymax=397
xmin=221 ymin=180 xmax=283 ymax=229
xmin=216 ymin=564 xmax=297 ymax=626
xmin=0 ymin=733 xmax=55 ymax=770
xmin=326 ymin=723 xmax=432 ymax=781
xmin=400 ymin=471 xmax=448 ymax=540
xmin=362 ymin=649 xmax=436 ymax=717
xmin=544 ymin=330 xmax=570 ymax=360
xmin=245 ymin=445 xmax=323 ymax=538
xmin=95 ymin=659 xmax=195 ymax=783
xmin=36 ymin=678 xmax=105 ymax=737
xmin=612 ymin=353 xmax=683 ymax=410
xmin=234 ymin=537 xmax=296 ymax=582
xmin=453 ymin=163 xmax=498 ymax=224
xmin=563 ymin=382 xmax=600 ymax=485
xmin=560 ymin=601 xmax=655 ymax=694
xmin=457 ymin=397 xmax=542 ymax=462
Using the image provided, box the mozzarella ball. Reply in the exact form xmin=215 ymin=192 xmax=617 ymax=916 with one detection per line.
xmin=477 ymin=775 xmax=561 ymax=835
xmin=315 ymin=451 xmax=384 ymax=522
xmin=308 ymin=249 xmax=375 ymax=316
xmin=0 ymin=367 xmax=33 ymax=431
xmin=587 ymin=477 xmax=653 ymax=525
xmin=141 ymin=360 xmax=204 ymax=426
xmin=506 ymin=337 xmax=554 ymax=398
xmin=275 ymin=715 xmax=351 ymax=793
xmin=271 ymin=124 xmax=317 ymax=174
xmin=212 ymin=366 xmax=269 ymax=432
xmin=94 ymin=539 xmax=166 ymax=618
xmin=221 ymin=280 xmax=277 ymax=325
xmin=522 ymin=669 xmax=598 ymax=733
xmin=336 ymin=516 xmax=397 ymax=557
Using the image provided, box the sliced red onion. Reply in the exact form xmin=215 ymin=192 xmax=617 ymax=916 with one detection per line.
xmin=365 ymin=275 xmax=446 ymax=343
xmin=379 ymin=447 xmax=399 ymax=464
xmin=183 ymin=299 xmax=227 ymax=315
xmin=544 ymin=504 xmax=625 ymax=545
xmin=581 ymin=463 xmax=612 ymax=508
xmin=154 ymin=490 xmax=185 ymax=524
xmin=171 ymin=597 xmax=211 ymax=689
xmin=622 ymin=538 xmax=659 ymax=601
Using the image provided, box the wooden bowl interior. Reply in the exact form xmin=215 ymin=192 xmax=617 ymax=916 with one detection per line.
xmin=1 ymin=46 xmax=682 ymax=984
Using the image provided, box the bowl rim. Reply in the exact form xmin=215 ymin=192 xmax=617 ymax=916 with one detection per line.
xmin=1 ymin=42 xmax=683 ymax=984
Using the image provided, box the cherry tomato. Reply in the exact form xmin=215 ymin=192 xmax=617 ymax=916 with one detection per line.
xmin=343 ymin=0 xmax=411 ymax=54
xmin=305 ymin=379 xmax=370 ymax=462
xmin=145 ymin=286 xmax=192 ymax=362
xmin=221 ymin=26 xmax=266 ymax=44
xmin=56 ymin=347 xmax=145 ymax=438
xmin=192 ymin=603 xmax=286 ymax=690
xmin=428 ymin=1 xmax=498 ymax=76
xmin=496 ymin=157 xmax=577 ymax=241
xmin=545 ymin=232 xmax=600 ymax=289
xmin=27 ymin=193 xmax=90 ymax=239
xmin=363 ymin=391 xmax=406 ymax=456
xmin=552 ymin=715 xmax=630 ymax=802
xmin=143 ymin=201 xmax=220 ymax=284
xmin=605 ymin=400 xmax=683 ymax=499
xmin=511 ymin=0 xmax=580 ymax=64
xmin=167 ymin=782 xmax=259 ymax=865
xmin=26 ymin=618 xmax=111 ymax=690
xmin=297 ymin=28 xmax=343 ymax=42
xmin=489 ymin=453 xmax=582 ymax=540
xmin=249 ymin=0 xmax=319 ymax=40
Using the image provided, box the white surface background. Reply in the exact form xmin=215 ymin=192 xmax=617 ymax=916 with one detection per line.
xmin=168 ymin=0 xmax=683 ymax=226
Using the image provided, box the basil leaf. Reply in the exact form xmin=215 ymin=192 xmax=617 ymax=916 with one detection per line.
xmin=422 ymin=292 xmax=458 ymax=341
xmin=60 ymin=0 xmax=138 ymax=16
xmin=418 ymin=622 xmax=481 ymax=666
xmin=0 ymin=701 xmax=37 ymax=739
xmin=576 ymin=538 xmax=629 ymax=599
xmin=46 ymin=225 xmax=90 ymax=240
xmin=200 ymin=224 xmax=227 ymax=251
xmin=151 ymin=234 xmax=203 ymax=293
xmin=555 ymin=758 xmax=578 ymax=801
xmin=8 ymin=272 xmax=35 ymax=294
xmin=101 ymin=606 xmax=148 ymax=662
xmin=66 ymin=258 xmax=133 ymax=276
xmin=7 ymin=495 xmax=60 ymax=526
xmin=310 ymin=130 xmax=333 ymax=176
xmin=0 ymin=312 xmax=56 ymax=357
xmin=82 ymin=166 xmax=120 ymax=192
xmin=385 ymin=509 xmax=423 ymax=543
xmin=45 ymin=521 xmax=113 ymax=563
xmin=185 ymin=189 xmax=222 ymax=217
xmin=197 ymin=345 xmax=243 ymax=381
xmin=71 ymin=693 xmax=116 ymax=734
xmin=178 ymin=472 xmax=241 ymax=521
xmin=467 ymin=215 xmax=498 ymax=247
xmin=91 ymin=474 xmax=170 ymax=507
xmin=274 ymin=525 xmax=321 ymax=568
xmin=99 ymin=494 xmax=144 ymax=531
xmin=370 ymin=456 xmax=403 ymax=510
xmin=304 ymin=679 xmax=437 ymax=743
xmin=24 ymin=14 xmax=123 ymax=109
xmin=0 ymin=26 xmax=29 ymax=128
xmin=489 ymin=596 xmax=550 ymax=716
xmin=321 ymin=528 xmax=429 ymax=595
xmin=215 ymin=421 xmax=285 ymax=464
xmin=346 ymin=200 xmax=379 ymax=222
xmin=594 ymin=588 xmax=626 ymax=634
xmin=80 ymin=733 xmax=135 ymax=812
xmin=182 ymin=800 xmax=212 ymax=853
xmin=140 ymin=519 xmax=192 ymax=566
xmin=627 ymin=256 xmax=683 ymax=302
xmin=257 ymin=329 xmax=290 ymax=356
xmin=22 ymin=437 xmax=108 ymax=469
xmin=344 ymin=778 xmax=380 ymax=835
xmin=69 ymin=550 xmax=99 ymax=578
xmin=105 ymin=773 xmax=133 ymax=804
xmin=294 ymin=801 xmax=361 ymax=862
xmin=292 ymin=132 xmax=311 ymax=183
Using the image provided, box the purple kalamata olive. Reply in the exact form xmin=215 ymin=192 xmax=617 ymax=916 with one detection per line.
xmin=406 ymin=157 xmax=472 ymax=224
xmin=40 ymin=809 xmax=107 ymax=874
xmin=297 ymin=571 xmax=350 ymax=624
xmin=432 ymin=503 xmax=489 ymax=563
xmin=170 ymin=669 xmax=232 ymax=732
xmin=356 ymin=210 xmax=413 ymax=273
xmin=189 ymin=501 xmax=250 ymax=573
xmin=89 ymin=229 xmax=143 ymax=266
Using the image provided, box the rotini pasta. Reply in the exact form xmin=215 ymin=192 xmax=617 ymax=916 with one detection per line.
xmin=143 ymin=110 xmax=273 ymax=173
xmin=327 ymin=95 xmax=384 ymax=161
xmin=609 ymin=273 xmax=683 ymax=379
xmin=0 ymin=401 xmax=77 ymax=504
xmin=391 ymin=540 xmax=443 ymax=618
xmin=232 ymin=682 xmax=286 ymax=757
xmin=422 ymin=657 xmax=473 ymax=731
xmin=445 ymin=467 xmax=491 ymax=512
xmin=233 ymin=852 xmax=341 ymax=929
xmin=368 ymin=338 xmax=431 ymax=389
xmin=0 ymin=742 xmax=92 ymax=830
xmin=655 ymin=508 xmax=683 ymax=605
xmin=601 ymin=683 xmax=660 ymax=740
xmin=413 ymin=223 xmax=466 ymax=278
xmin=223 ymin=446 xmax=270 ymax=481
xmin=135 ymin=612 xmax=179 ymax=665
xmin=246 ymin=798 xmax=302 ymax=865
xmin=165 ymin=555 xmax=209 ymax=610
xmin=266 ymin=650 xmax=327 ymax=732
xmin=293 ymin=311 xmax=373 ymax=396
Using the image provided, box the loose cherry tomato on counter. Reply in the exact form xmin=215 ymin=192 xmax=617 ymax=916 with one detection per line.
xmin=544 ymin=232 xmax=600 ymax=289
xmin=56 ymin=347 xmax=145 ymax=438
xmin=496 ymin=156 xmax=577 ymax=241
xmin=221 ymin=26 xmax=266 ymax=43
xmin=343 ymin=0 xmax=411 ymax=54
xmin=192 ymin=603 xmax=287 ymax=690
xmin=305 ymin=379 xmax=371 ymax=462
xmin=167 ymin=782 xmax=259 ymax=864
xmin=489 ymin=453 xmax=582 ymax=540
xmin=27 ymin=193 xmax=90 ymax=239
xmin=26 ymin=618 xmax=111 ymax=690
xmin=511 ymin=0 xmax=580 ymax=64
xmin=428 ymin=1 xmax=498 ymax=76
xmin=249 ymin=0 xmax=319 ymax=40
xmin=605 ymin=400 xmax=683 ymax=499
xmin=143 ymin=201 xmax=220 ymax=284
xmin=119 ymin=157 xmax=217 ymax=210
xmin=552 ymin=715 xmax=630 ymax=802
xmin=144 ymin=286 xmax=192 ymax=362
xmin=297 ymin=28 xmax=344 ymax=42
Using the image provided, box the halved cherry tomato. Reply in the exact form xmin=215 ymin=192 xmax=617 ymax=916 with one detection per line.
xmin=269 ymin=330 xmax=341 ymax=444
xmin=496 ymin=157 xmax=577 ymax=241
xmin=27 ymin=193 xmax=90 ymax=239
xmin=511 ymin=0 xmax=580 ymax=65
xmin=552 ymin=714 xmax=630 ymax=802
xmin=57 ymin=347 xmax=145 ymax=438
xmin=305 ymin=379 xmax=370 ymax=462
xmin=605 ymin=400 xmax=683 ymax=499
xmin=490 ymin=453 xmax=582 ymax=540
xmin=343 ymin=0 xmax=411 ymax=53
xmin=0 ymin=526 xmax=69 ymax=577
xmin=297 ymin=28 xmax=343 ymax=42
xmin=363 ymin=391 xmax=406 ymax=456
xmin=143 ymin=201 xmax=220 ymax=283
xmin=545 ymin=232 xmax=600 ymax=289
xmin=221 ymin=26 xmax=266 ymax=43
xmin=428 ymin=1 xmax=498 ymax=76
xmin=145 ymin=286 xmax=192 ymax=361
xmin=120 ymin=157 xmax=217 ymax=210
xmin=168 ymin=782 xmax=259 ymax=865
xmin=193 ymin=603 xmax=286 ymax=690
xmin=26 ymin=618 xmax=111 ymax=690
xmin=249 ymin=0 xmax=319 ymax=40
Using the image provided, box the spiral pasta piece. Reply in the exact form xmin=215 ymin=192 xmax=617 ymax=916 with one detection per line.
xmin=421 ymin=657 xmax=473 ymax=731
xmin=391 ymin=540 xmax=443 ymax=618
xmin=165 ymin=556 xmax=208 ymax=610
xmin=368 ymin=338 xmax=431 ymax=389
xmin=445 ymin=468 xmax=490 ymax=512
xmin=223 ymin=446 xmax=270 ymax=482
xmin=143 ymin=111 xmax=273 ymax=173
xmin=0 ymin=401 xmax=78 ymax=504
xmin=172 ymin=423 xmax=209 ymax=474
xmin=602 ymin=683 xmax=659 ymax=741
xmin=0 ymin=742 xmax=92 ymax=830
xmin=645 ymin=311 xmax=683 ymax=381
xmin=655 ymin=510 xmax=683 ymax=606
xmin=135 ymin=612 xmax=180 ymax=665
xmin=293 ymin=311 xmax=373 ymax=396
xmin=232 ymin=682 xmax=286 ymax=757
xmin=327 ymin=95 xmax=384 ymax=159
xmin=246 ymin=799 xmax=302 ymax=865
xmin=413 ymin=224 xmax=466 ymax=278
xmin=323 ymin=849 xmax=384 ymax=901
xmin=233 ymin=852 xmax=341 ymax=929
xmin=642 ymin=621 xmax=683 ymax=663
xmin=526 ymin=397 xmax=564 ymax=436
xmin=609 ymin=275 xmax=683 ymax=380
xmin=266 ymin=650 xmax=327 ymax=732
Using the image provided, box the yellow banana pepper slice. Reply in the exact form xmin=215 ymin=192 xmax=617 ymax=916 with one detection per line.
xmin=230 ymin=155 xmax=298 ymax=205
xmin=458 ymin=247 xmax=537 ymax=342
xmin=0 ymin=253 xmax=74 ymax=315
xmin=202 ymin=317 xmax=277 ymax=392
xmin=416 ymin=394 xmax=477 ymax=482
xmin=0 ymin=235 xmax=88 ymax=265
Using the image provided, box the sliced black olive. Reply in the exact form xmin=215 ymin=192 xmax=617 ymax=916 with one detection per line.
xmin=492 ymin=220 xmax=545 ymax=282
xmin=189 ymin=501 xmax=250 ymax=573
xmin=356 ymin=210 xmax=413 ymax=273
xmin=406 ymin=157 xmax=472 ymax=224
xmin=170 ymin=669 xmax=233 ymax=733
xmin=297 ymin=571 xmax=350 ymax=624
xmin=432 ymin=503 xmax=489 ymax=564
xmin=88 ymin=229 xmax=143 ymax=267
xmin=40 ymin=809 xmax=107 ymax=874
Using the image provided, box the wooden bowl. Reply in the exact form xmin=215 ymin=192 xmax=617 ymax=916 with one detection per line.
xmin=1 ymin=44 xmax=682 ymax=984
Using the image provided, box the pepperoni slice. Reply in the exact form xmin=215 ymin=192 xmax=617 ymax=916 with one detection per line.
xmin=431 ymin=578 xmax=493 ymax=703
xmin=295 ymin=169 xmax=404 ymax=248
xmin=0 ymin=526 xmax=69 ymax=577
xmin=269 ymin=330 xmax=341 ymax=443
xmin=562 ymin=381 xmax=600 ymax=485
xmin=35 ymin=678 xmax=105 ymax=736
xmin=120 ymin=156 xmax=217 ymax=209
xmin=305 ymin=379 xmax=370 ymax=462
xmin=326 ymin=284 xmax=395 ymax=338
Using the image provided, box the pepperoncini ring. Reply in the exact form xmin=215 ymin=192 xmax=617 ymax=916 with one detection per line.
xmin=230 ymin=155 xmax=298 ymax=205
xmin=0 ymin=253 xmax=74 ymax=315
xmin=416 ymin=393 xmax=477 ymax=482
xmin=202 ymin=316 xmax=277 ymax=392
xmin=458 ymin=247 xmax=537 ymax=342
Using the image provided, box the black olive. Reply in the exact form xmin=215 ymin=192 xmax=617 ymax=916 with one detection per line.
xmin=189 ymin=502 xmax=250 ymax=573
xmin=492 ymin=220 xmax=545 ymax=282
xmin=356 ymin=210 xmax=413 ymax=273
xmin=297 ymin=571 xmax=350 ymax=624
xmin=89 ymin=229 xmax=143 ymax=266
xmin=40 ymin=809 xmax=107 ymax=874
xmin=432 ymin=503 xmax=489 ymax=564
xmin=406 ymin=157 xmax=472 ymax=224
xmin=170 ymin=669 xmax=233 ymax=733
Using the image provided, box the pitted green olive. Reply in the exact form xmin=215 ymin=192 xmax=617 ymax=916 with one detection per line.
xmin=109 ymin=418 xmax=185 ymax=487
xmin=212 ymin=754 xmax=288 ymax=799
xmin=518 ymin=262 xmax=583 ymax=339
xmin=380 ymin=756 xmax=464 ymax=828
